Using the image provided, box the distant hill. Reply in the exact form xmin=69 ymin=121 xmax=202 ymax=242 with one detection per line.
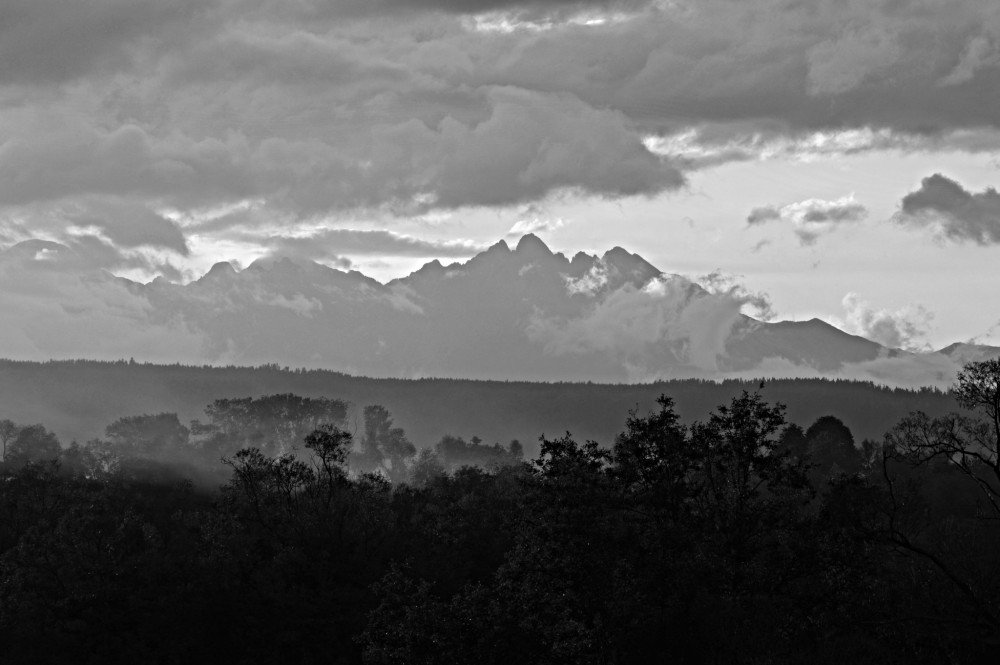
xmin=0 ymin=360 xmax=960 ymax=457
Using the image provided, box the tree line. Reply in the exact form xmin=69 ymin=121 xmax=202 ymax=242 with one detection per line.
xmin=0 ymin=357 xmax=956 ymax=457
xmin=1 ymin=362 xmax=999 ymax=663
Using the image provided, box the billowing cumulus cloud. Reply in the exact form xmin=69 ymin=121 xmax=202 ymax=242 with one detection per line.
xmin=747 ymin=195 xmax=868 ymax=245
xmin=526 ymin=274 xmax=774 ymax=379
xmin=896 ymin=173 xmax=1000 ymax=244
xmin=835 ymin=292 xmax=933 ymax=351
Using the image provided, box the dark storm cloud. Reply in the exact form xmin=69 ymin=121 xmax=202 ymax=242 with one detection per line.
xmin=897 ymin=173 xmax=1000 ymax=244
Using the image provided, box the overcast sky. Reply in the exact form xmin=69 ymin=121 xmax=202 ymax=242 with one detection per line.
xmin=1 ymin=0 xmax=999 ymax=351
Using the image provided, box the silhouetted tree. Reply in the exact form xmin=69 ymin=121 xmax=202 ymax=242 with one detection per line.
xmin=356 ymin=405 xmax=415 ymax=482
xmin=433 ymin=434 xmax=522 ymax=473
xmin=0 ymin=419 xmax=18 ymax=464
xmin=5 ymin=424 xmax=61 ymax=468
xmin=881 ymin=358 xmax=1000 ymax=644
xmin=806 ymin=415 xmax=861 ymax=479
xmin=198 ymin=393 xmax=347 ymax=458
xmin=105 ymin=412 xmax=190 ymax=456
xmin=778 ymin=422 xmax=807 ymax=456
xmin=409 ymin=449 xmax=445 ymax=487
xmin=888 ymin=359 xmax=1000 ymax=516
xmin=508 ymin=439 xmax=523 ymax=460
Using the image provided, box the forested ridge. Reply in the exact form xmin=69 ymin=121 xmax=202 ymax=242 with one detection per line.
xmin=0 ymin=358 xmax=952 ymax=457
xmin=2 ymin=362 xmax=999 ymax=663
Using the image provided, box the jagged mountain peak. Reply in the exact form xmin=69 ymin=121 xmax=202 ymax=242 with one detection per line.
xmin=601 ymin=245 xmax=661 ymax=283
xmin=486 ymin=239 xmax=511 ymax=254
xmin=514 ymin=233 xmax=553 ymax=258
xmin=197 ymin=261 xmax=238 ymax=282
xmin=118 ymin=234 xmax=963 ymax=383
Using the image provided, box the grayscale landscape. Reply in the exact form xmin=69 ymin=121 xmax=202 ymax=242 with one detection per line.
xmin=1 ymin=1 xmax=999 ymax=662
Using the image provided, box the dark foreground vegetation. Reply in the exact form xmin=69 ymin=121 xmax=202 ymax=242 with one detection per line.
xmin=2 ymin=362 xmax=1000 ymax=663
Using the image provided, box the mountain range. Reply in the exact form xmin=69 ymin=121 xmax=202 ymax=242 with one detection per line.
xmin=1 ymin=234 xmax=996 ymax=386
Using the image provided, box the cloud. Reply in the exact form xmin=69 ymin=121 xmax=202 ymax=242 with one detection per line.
xmin=696 ymin=270 xmax=775 ymax=321
xmin=746 ymin=207 xmax=781 ymax=226
xmin=367 ymin=0 xmax=655 ymax=17
xmin=939 ymin=35 xmax=1000 ymax=86
xmin=506 ymin=205 xmax=568 ymax=237
xmin=727 ymin=352 xmax=965 ymax=391
xmin=527 ymin=274 xmax=772 ymax=379
xmin=0 ymin=85 xmax=680 ymax=219
xmin=0 ymin=241 xmax=206 ymax=363
xmin=564 ymin=260 xmax=611 ymax=296
xmin=747 ymin=195 xmax=868 ymax=245
xmin=0 ymin=0 xmax=207 ymax=84
xmin=1 ymin=0 xmax=1000 ymax=282
xmin=0 ymin=117 xmax=259 ymax=210
xmin=835 ymin=353 xmax=962 ymax=390
xmin=0 ymin=228 xmax=185 ymax=281
xmin=409 ymin=87 xmax=685 ymax=208
xmin=896 ymin=173 xmax=1000 ymax=244
xmin=61 ymin=199 xmax=189 ymax=256
xmin=806 ymin=25 xmax=902 ymax=96
xmin=254 ymin=229 xmax=485 ymax=263
xmin=835 ymin=292 xmax=933 ymax=351
xmin=263 ymin=293 xmax=323 ymax=319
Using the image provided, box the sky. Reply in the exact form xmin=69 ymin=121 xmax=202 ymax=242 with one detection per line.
xmin=1 ymin=0 xmax=999 ymax=355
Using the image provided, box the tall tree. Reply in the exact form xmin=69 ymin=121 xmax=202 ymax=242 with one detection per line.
xmin=5 ymin=425 xmax=61 ymax=468
xmin=357 ymin=405 xmax=415 ymax=482
xmin=0 ymin=419 xmax=18 ymax=464
xmin=198 ymin=394 xmax=348 ymax=457
xmin=105 ymin=413 xmax=190 ymax=456
xmin=806 ymin=415 xmax=861 ymax=480
xmin=883 ymin=359 xmax=1000 ymax=641
xmin=888 ymin=359 xmax=1000 ymax=517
